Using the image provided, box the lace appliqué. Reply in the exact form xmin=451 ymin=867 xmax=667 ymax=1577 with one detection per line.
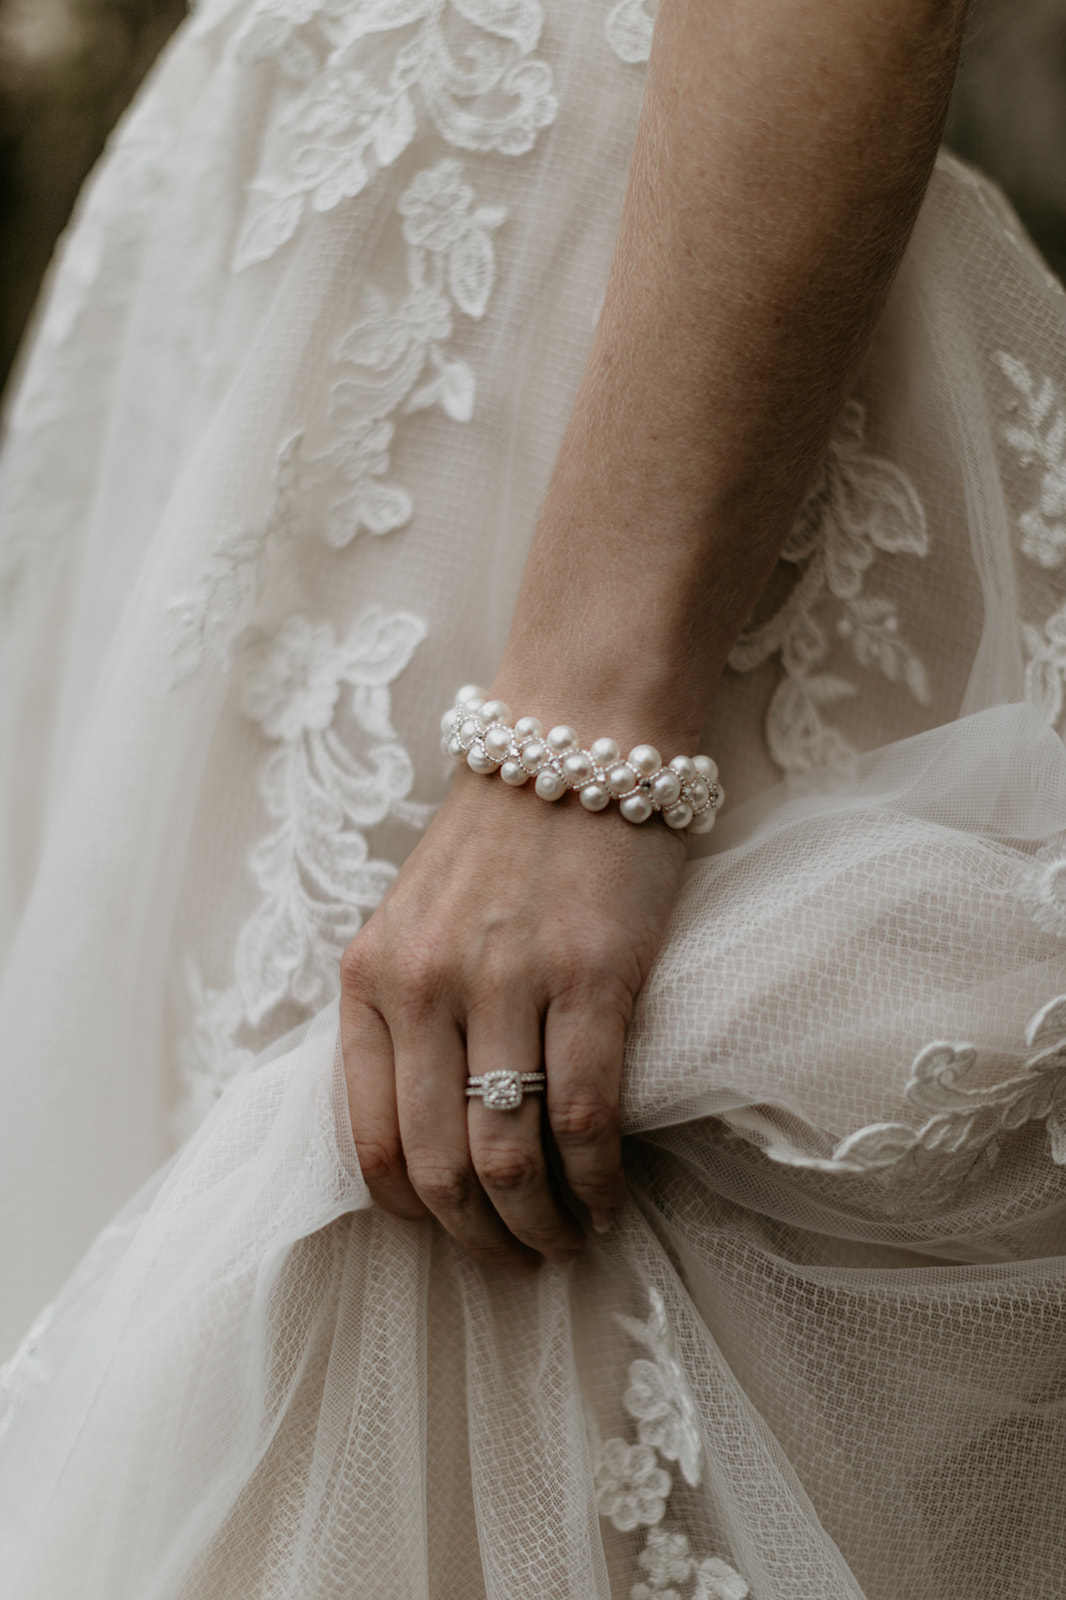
xmin=728 ymin=400 xmax=930 ymax=775
xmin=216 ymin=0 xmax=555 ymax=271
xmin=1016 ymin=839 xmax=1066 ymax=939
xmin=168 ymin=159 xmax=505 ymax=682
xmin=591 ymin=1289 xmax=750 ymax=1600
xmin=994 ymin=353 xmax=1066 ymax=727
xmin=767 ymin=993 xmax=1066 ymax=1204
xmin=176 ymin=608 xmax=432 ymax=1128
xmin=605 ymin=0 xmax=655 ymax=64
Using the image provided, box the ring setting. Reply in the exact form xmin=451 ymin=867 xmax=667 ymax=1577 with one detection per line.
xmin=466 ymin=1070 xmax=547 ymax=1110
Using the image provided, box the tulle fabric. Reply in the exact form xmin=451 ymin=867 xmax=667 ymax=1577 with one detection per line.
xmin=3 ymin=3 xmax=1066 ymax=1596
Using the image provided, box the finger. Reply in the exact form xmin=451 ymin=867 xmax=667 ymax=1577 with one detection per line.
xmin=394 ymin=1011 xmax=540 ymax=1274
xmin=544 ymin=997 xmax=628 ymax=1233
xmin=340 ymin=986 xmax=428 ymax=1221
xmin=466 ymin=997 xmax=583 ymax=1267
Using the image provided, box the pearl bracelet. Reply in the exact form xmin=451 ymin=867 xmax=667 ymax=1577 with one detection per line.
xmin=440 ymin=686 xmax=724 ymax=832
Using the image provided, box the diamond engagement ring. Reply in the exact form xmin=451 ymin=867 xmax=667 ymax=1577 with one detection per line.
xmin=465 ymin=1070 xmax=547 ymax=1110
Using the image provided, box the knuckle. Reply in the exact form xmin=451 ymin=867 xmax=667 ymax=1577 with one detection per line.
xmin=353 ymin=1136 xmax=403 ymax=1187
xmin=475 ymin=1145 xmax=541 ymax=1194
xmin=340 ymin=937 xmax=374 ymax=995
xmin=551 ymin=1093 xmax=618 ymax=1146
xmin=409 ymin=1157 xmax=476 ymax=1213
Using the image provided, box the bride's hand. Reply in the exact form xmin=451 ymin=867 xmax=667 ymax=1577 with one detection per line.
xmin=340 ymin=766 xmax=686 ymax=1270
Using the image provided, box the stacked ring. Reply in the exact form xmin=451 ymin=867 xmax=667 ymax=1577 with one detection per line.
xmin=465 ymin=1071 xmax=547 ymax=1110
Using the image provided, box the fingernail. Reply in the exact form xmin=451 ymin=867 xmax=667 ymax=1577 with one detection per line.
xmin=590 ymin=1210 xmax=617 ymax=1235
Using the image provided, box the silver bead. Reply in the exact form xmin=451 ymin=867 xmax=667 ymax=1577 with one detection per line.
xmin=686 ymin=777 xmax=710 ymax=809
xmin=579 ymin=783 xmax=610 ymax=812
xmin=651 ymin=770 xmax=682 ymax=808
xmin=456 ymin=684 xmax=487 ymax=706
xmin=688 ymin=808 xmax=716 ymax=835
xmin=693 ymin=754 xmax=719 ymax=784
xmin=619 ymin=792 xmax=654 ymax=824
xmin=546 ymin=724 xmax=579 ymax=753
xmin=709 ymin=781 xmax=725 ymax=809
xmin=520 ymin=739 xmax=548 ymax=772
xmin=480 ymin=699 xmax=512 ymax=727
xmin=605 ymin=762 xmax=637 ymax=796
xmin=663 ymin=801 xmax=693 ymax=830
xmin=534 ymin=768 xmax=567 ymax=801
xmin=514 ymin=715 xmax=543 ymax=739
xmin=628 ymin=744 xmax=661 ymax=778
xmin=562 ymin=750 xmax=594 ymax=786
xmin=467 ymin=747 xmax=499 ymax=775
xmin=484 ymin=725 xmax=513 ymax=759
xmin=499 ymin=760 xmax=529 ymax=787
xmin=458 ymin=717 xmax=481 ymax=749
xmin=669 ymin=755 xmax=697 ymax=783
xmin=590 ymin=737 xmax=620 ymax=764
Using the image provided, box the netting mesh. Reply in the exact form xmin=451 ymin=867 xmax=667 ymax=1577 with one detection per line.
xmin=3 ymin=2 xmax=1066 ymax=1595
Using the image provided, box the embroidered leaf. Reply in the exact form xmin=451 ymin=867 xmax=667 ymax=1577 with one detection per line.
xmin=448 ymin=226 xmax=496 ymax=318
xmin=234 ymin=193 xmax=306 ymax=272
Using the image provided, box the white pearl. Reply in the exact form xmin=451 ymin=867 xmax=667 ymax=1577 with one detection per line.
xmin=484 ymin=725 xmax=513 ymax=759
xmin=628 ymin=744 xmax=661 ymax=778
xmin=605 ymin=762 xmax=637 ymax=796
xmin=663 ymin=801 xmax=693 ymax=830
xmin=688 ymin=808 xmax=716 ymax=835
xmin=520 ymin=739 xmax=548 ymax=772
xmin=458 ymin=718 xmax=481 ymax=749
xmin=480 ymin=699 xmax=512 ymax=727
xmin=693 ymin=754 xmax=719 ymax=784
xmin=534 ymin=768 xmax=567 ymax=801
xmin=669 ymin=755 xmax=697 ymax=783
xmin=467 ymin=747 xmax=498 ymax=775
xmin=686 ymin=777 xmax=710 ymax=809
xmin=514 ymin=715 xmax=543 ymax=739
xmin=590 ymin=737 xmax=620 ymax=765
xmin=456 ymin=684 xmax=487 ymax=706
xmin=441 ymin=709 xmax=457 ymax=738
xmin=446 ymin=735 xmax=465 ymax=761
xmin=546 ymin=724 xmax=579 ymax=753
xmin=499 ymin=760 xmax=529 ymax=787
xmin=579 ymin=783 xmax=610 ymax=812
xmin=619 ymin=792 xmax=654 ymax=824
xmin=651 ymin=770 xmax=682 ymax=807
xmin=562 ymin=751 xmax=594 ymax=786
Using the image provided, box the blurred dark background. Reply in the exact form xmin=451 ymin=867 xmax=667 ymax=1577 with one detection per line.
xmin=0 ymin=0 xmax=1064 ymax=399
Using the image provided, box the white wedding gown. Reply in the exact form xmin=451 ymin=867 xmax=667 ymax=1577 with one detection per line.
xmin=3 ymin=3 xmax=1066 ymax=1597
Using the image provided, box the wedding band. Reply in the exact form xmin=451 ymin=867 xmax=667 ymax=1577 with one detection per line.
xmin=465 ymin=1070 xmax=547 ymax=1110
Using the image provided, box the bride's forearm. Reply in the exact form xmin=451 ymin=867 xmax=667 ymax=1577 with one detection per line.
xmin=494 ymin=0 xmax=968 ymax=749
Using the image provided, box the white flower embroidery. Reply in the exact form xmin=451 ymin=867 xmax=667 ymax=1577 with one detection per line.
xmin=225 ymin=0 xmax=555 ymax=271
xmin=619 ymin=1289 xmax=702 ymax=1489
xmin=235 ymin=609 xmax=431 ymax=1025
xmin=594 ymin=1438 xmax=672 ymax=1532
xmin=1016 ymin=841 xmax=1066 ymax=939
xmin=605 ymin=0 xmax=655 ymax=65
xmin=995 ymin=353 xmax=1066 ymax=728
xmin=729 ymin=400 xmax=930 ymax=774
xmin=168 ymin=161 xmax=505 ymax=682
xmin=776 ymin=992 xmax=1066 ymax=1202
xmin=589 ymin=1294 xmax=747 ymax=1600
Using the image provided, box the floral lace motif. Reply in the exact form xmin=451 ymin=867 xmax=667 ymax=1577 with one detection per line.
xmin=728 ymin=401 xmax=930 ymax=775
xmin=169 ymin=158 xmax=505 ymax=682
xmin=176 ymin=608 xmax=432 ymax=1126
xmin=994 ymin=353 xmax=1066 ymax=728
xmin=604 ymin=0 xmax=655 ymax=64
xmin=210 ymin=0 xmax=555 ymax=271
xmin=591 ymin=1289 xmax=750 ymax=1600
xmin=770 ymin=992 xmax=1066 ymax=1205
xmin=1015 ymin=838 xmax=1066 ymax=939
